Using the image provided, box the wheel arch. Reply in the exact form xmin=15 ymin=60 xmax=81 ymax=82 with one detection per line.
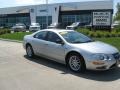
xmin=25 ymin=43 xmax=32 ymax=49
xmin=65 ymin=51 xmax=86 ymax=68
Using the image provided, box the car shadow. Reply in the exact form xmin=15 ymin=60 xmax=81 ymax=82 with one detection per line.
xmin=24 ymin=55 xmax=120 ymax=82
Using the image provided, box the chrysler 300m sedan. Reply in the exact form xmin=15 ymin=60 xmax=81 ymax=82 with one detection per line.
xmin=23 ymin=29 xmax=120 ymax=72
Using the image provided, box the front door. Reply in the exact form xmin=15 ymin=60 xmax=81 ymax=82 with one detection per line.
xmin=45 ymin=31 xmax=65 ymax=63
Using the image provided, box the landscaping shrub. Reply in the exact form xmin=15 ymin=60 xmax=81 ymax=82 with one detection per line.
xmin=118 ymin=32 xmax=120 ymax=37
xmin=96 ymin=31 xmax=103 ymax=38
xmin=0 ymin=29 xmax=10 ymax=35
xmin=104 ymin=32 xmax=111 ymax=38
xmin=88 ymin=32 xmax=94 ymax=37
xmin=115 ymin=25 xmax=120 ymax=32
xmin=77 ymin=28 xmax=120 ymax=38
xmin=77 ymin=28 xmax=89 ymax=35
xmin=111 ymin=31 xmax=117 ymax=37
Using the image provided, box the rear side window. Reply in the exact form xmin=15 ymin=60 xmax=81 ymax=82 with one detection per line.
xmin=34 ymin=31 xmax=47 ymax=40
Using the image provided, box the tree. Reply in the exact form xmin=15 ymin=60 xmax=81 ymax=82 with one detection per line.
xmin=115 ymin=3 xmax=120 ymax=20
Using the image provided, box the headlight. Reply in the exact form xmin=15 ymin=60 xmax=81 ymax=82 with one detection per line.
xmin=93 ymin=54 xmax=112 ymax=61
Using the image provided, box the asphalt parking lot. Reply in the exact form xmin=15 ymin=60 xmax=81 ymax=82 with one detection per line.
xmin=0 ymin=40 xmax=120 ymax=90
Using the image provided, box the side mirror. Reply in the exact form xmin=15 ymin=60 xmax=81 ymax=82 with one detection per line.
xmin=56 ymin=39 xmax=64 ymax=45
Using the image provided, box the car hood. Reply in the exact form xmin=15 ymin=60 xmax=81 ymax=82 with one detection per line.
xmin=70 ymin=41 xmax=119 ymax=54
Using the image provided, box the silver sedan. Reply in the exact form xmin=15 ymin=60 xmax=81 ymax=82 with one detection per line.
xmin=23 ymin=29 xmax=120 ymax=72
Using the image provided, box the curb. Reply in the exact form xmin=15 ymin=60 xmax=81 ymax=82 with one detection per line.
xmin=0 ymin=38 xmax=23 ymax=43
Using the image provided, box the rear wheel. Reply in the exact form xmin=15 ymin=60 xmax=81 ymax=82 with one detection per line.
xmin=26 ymin=45 xmax=34 ymax=58
xmin=67 ymin=53 xmax=86 ymax=72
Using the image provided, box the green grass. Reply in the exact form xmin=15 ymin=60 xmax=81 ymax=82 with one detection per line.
xmin=0 ymin=32 xmax=32 ymax=41
xmin=95 ymin=37 xmax=120 ymax=51
xmin=0 ymin=32 xmax=120 ymax=51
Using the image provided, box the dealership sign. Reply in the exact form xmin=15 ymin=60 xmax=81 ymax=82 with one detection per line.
xmin=93 ymin=12 xmax=111 ymax=26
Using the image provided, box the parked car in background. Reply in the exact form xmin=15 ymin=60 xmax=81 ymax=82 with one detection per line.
xmin=11 ymin=23 xmax=26 ymax=32
xmin=23 ymin=29 xmax=120 ymax=72
xmin=85 ymin=23 xmax=92 ymax=29
xmin=48 ymin=23 xmax=62 ymax=29
xmin=0 ymin=26 xmax=4 ymax=29
xmin=66 ymin=22 xmax=86 ymax=30
xmin=111 ymin=21 xmax=120 ymax=29
xmin=29 ymin=23 xmax=41 ymax=32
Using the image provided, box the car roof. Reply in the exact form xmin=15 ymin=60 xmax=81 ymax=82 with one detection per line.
xmin=40 ymin=29 xmax=74 ymax=33
xmin=32 ymin=29 xmax=75 ymax=36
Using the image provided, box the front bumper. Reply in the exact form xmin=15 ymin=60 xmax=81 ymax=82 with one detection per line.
xmin=87 ymin=60 xmax=119 ymax=70
xmin=86 ymin=54 xmax=120 ymax=70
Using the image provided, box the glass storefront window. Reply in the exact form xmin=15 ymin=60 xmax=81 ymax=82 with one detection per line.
xmin=0 ymin=14 xmax=30 ymax=27
xmin=62 ymin=14 xmax=91 ymax=26
xmin=36 ymin=16 xmax=52 ymax=29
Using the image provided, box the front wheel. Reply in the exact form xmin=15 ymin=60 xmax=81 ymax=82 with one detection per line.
xmin=26 ymin=45 xmax=34 ymax=58
xmin=67 ymin=53 xmax=86 ymax=72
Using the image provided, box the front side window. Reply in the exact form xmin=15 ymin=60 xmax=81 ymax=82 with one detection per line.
xmin=59 ymin=31 xmax=93 ymax=44
xmin=34 ymin=31 xmax=47 ymax=40
xmin=47 ymin=32 xmax=62 ymax=43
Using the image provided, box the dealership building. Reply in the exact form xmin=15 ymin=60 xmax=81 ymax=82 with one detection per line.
xmin=0 ymin=0 xmax=113 ymax=29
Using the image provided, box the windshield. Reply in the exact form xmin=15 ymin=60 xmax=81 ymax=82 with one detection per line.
xmin=51 ymin=23 xmax=58 ymax=26
xmin=71 ymin=22 xmax=79 ymax=26
xmin=31 ymin=23 xmax=40 ymax=26
xmin=16 ymin=24 xmax=24 ymax=26
xmin=59 ymin=31 xmax=94 ymax=44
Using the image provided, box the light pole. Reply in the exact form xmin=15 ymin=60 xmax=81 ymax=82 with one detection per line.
xmin=46 ymin=0 xmax=48 ymax=28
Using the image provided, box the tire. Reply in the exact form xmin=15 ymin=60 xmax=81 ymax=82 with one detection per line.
xmin=26 ymin=45 xmax=34 ymax=58
xmin=67 ymin=53 xmax=86 ymax=72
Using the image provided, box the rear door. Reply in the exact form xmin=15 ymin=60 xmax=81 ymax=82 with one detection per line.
xmin=32 ymin=31 xmax=48 ymax=55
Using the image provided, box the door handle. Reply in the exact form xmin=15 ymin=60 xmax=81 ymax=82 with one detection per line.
xmin=44 ymin=44 xmax=49 ymax=45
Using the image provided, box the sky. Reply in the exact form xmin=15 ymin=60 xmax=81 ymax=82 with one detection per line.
xmin=0 ymin=0 xmax=120 ymax=15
